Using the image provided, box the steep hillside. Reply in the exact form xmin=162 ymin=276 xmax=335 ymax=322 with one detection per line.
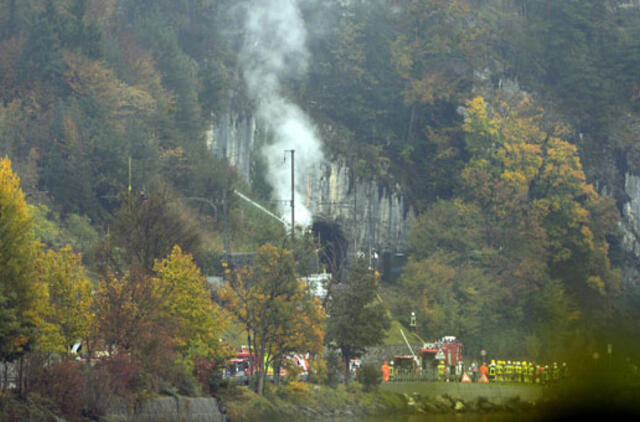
xmin=0 ymin=0 xmax=638 ymax=357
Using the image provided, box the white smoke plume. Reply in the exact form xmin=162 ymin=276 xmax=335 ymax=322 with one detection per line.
xmin=240 ymin=0 xmax=324 ymax=227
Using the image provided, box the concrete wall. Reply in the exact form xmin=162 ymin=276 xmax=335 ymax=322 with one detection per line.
xmin=106 ymin=396 xmax=225 ymax=422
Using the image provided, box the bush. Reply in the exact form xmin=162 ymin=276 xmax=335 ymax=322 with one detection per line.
xmin=281 ymin=358 xmax=303 ymax=384
xmin=194 ymin=357 xmax=219 ymax=394
xmin=357 ymin=364 xmax=381 ymax=392
xmin=306 ymin=356 xmax=328 ymax=385
xmin=83 ymin=362 xmax=124 ymax=420
xmin=0 ymin=392 xmax=60 ymax=422
xmin=279 ymin=380 xmax=311 ymax=404
xmin=324 ymin=349 xmax=343 ymax=386
xmin=347 ymin=380 xmax=362 ymax=394
xmin=29 ymin=360 xmax=87 ymax=421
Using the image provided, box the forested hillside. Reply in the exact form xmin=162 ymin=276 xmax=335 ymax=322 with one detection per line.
xmin=1 ymin=0 xmax=640 ymax=375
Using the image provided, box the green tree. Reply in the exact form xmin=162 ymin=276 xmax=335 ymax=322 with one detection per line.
xmin=326 ymin=257 xmax=390 ymax=383
xmin=113 ymin=187 xmax=201 ymax=273
xmin=395 ymin=251 xmax=501 ymax=356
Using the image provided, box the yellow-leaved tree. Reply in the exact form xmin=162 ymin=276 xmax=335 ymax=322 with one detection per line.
xmin=0 ymin=157 xmax=38 ymax=353
xmin=0 ymin=157 xmax=40 ymax=392
xmin=153 ymin=245 xmax=228 ymax=369
xmin=35 ymin=246 xmax=93 ymax=354
xmin=461 ymin=95 xmax=620 ymax=326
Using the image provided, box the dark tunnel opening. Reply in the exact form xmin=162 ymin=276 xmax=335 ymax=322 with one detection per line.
xmin=312 ymin=220 xmax=347 ymax=276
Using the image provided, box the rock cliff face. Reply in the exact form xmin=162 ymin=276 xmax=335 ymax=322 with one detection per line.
xmin=207 ymin=112 xmax=257 ymax=182
xmin=208 ymin=112 xmax=414 ymax=255
xmin=209 ymin=86 xmax=640 ymax=284
xmin=303 ymin=160 xmax=414 ymax=254
xmin=621 ymin=173 xmax=640 ymax=283
xmin=591 ymin=112 xmax=640 ymax=286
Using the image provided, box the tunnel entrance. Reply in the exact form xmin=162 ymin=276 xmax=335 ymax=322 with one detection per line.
xmin=312 ymin=220 xmax=348 ymax=276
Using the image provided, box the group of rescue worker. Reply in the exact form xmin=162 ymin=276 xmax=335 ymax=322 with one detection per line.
xmin=485 ymin=360 xmax=567 ymax=384
xmin=383 ymin=358 xmax=568 ymax=384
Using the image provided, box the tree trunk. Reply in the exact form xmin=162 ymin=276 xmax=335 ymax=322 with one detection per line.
xmin=248 ymin=333 xmax=254 ymax=377
xmin=343 ymin=351 xmax=352 ymax=385
xmin=18 ymin=356 xmax=24 ymax=396
xmin=407 ymin=104 xmax=416 ymax=145
xmin=274 ymin=358 xmax=281 ymax=385
xmin=2 ymin=360 xmax=7 ymax=392
xmin=257 ymin=337 xmax=267 ymax=395
xmin=257 ymin=359 xmax=265 ymax=396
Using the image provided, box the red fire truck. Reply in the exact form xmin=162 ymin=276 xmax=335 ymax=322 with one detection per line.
xmin=419 ymin=336 xmax=464 ymax=381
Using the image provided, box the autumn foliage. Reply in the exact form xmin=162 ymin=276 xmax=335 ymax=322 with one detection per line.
xmin=219 ymin=243 xmax=325 ymax=395
xmin=394 ymin=94 xmax=621 ymax=359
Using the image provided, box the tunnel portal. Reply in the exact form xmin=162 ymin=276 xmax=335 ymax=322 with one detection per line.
xmin=312 ymin=219 xmax=348 ymax=275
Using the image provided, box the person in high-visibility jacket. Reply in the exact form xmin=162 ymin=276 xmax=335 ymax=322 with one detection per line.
xmin=552 ymin=362 xmax=560 ymax=383
xmin=480 ymin=362 xmax=488 ymax=380
xmin=389 ymin=360 xmax=395 ymax=381
xmin=409 ymin=312 xmax=417 ymax=332
xmin=496 ymin=360 xmax=504 ymax=382
xmin=381 ymin=361 xmax=391 ymax=382
xmin=437 ymin=360 xmax=446 ymax=381
xmin=489 ymin=360 xmax=496 ymax=381
xmin=505 ymin=361 xmax=513 ymax=382
xmin=541 ymin=365 xmax=550 ymax=385
xmin=527 ymin=362 xmax=535 ymax=383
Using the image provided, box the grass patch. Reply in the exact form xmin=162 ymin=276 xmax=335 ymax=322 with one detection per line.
xmin=219 ymin=381 xmax=410 ymax=421
xmin=383 ymin=320 xmax=424 ymax=344
xmin=382 ymin=381 xmax=543 ymax=402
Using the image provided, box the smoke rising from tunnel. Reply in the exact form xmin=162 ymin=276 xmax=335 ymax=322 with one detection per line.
xmin=239 ymin=0 xmax=324 ymax=227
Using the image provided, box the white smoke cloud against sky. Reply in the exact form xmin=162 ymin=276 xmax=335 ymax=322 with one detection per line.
xmin=239 ymin=0 xmax=324 ymax=227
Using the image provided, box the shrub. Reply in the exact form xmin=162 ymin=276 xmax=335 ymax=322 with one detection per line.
xmin=281 ymin=358 xmax=303 ymax=384
xmin=29 ymin=360 xmax=87 ymax=421
xmin=82 ymin=363 xmax=122 ymax=420
xmin=282 ymin=380 xmax=311 ymax=404
xmin=357 ymin=364 xmax=381 ymax=392
xmin=306 ymin=356 xmax=328 ymax=385
xmin=324 ymin=349 xmax=343 ymax=386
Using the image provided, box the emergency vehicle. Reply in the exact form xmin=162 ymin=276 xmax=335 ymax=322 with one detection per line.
xmin=419 ymin=336 xmax=464 ymax=380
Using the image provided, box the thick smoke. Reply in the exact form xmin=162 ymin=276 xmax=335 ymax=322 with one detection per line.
xmin=240 ymin=0 xmax=324 ymax=227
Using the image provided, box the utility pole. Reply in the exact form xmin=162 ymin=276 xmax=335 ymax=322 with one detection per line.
xmin=223 ymin=186 xmax=229 ymax=260
xmin=287 ymin=149 xmax=295 ymax=248
xmin=128 ymin=156 xmax=133 ymax=210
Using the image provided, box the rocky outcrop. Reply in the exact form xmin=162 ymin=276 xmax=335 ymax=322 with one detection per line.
xmin=621 ymin=173 xmax=640 ymax=283
xmin=303 ymin=160 xmax=414 ymax=253
xmin=209 ymin=112 xmax=414 ymax=255
xmin=207 ymin=112 xmax=257 ymax=182
xmin=408 ymin=393 xmax=538 ymax=415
